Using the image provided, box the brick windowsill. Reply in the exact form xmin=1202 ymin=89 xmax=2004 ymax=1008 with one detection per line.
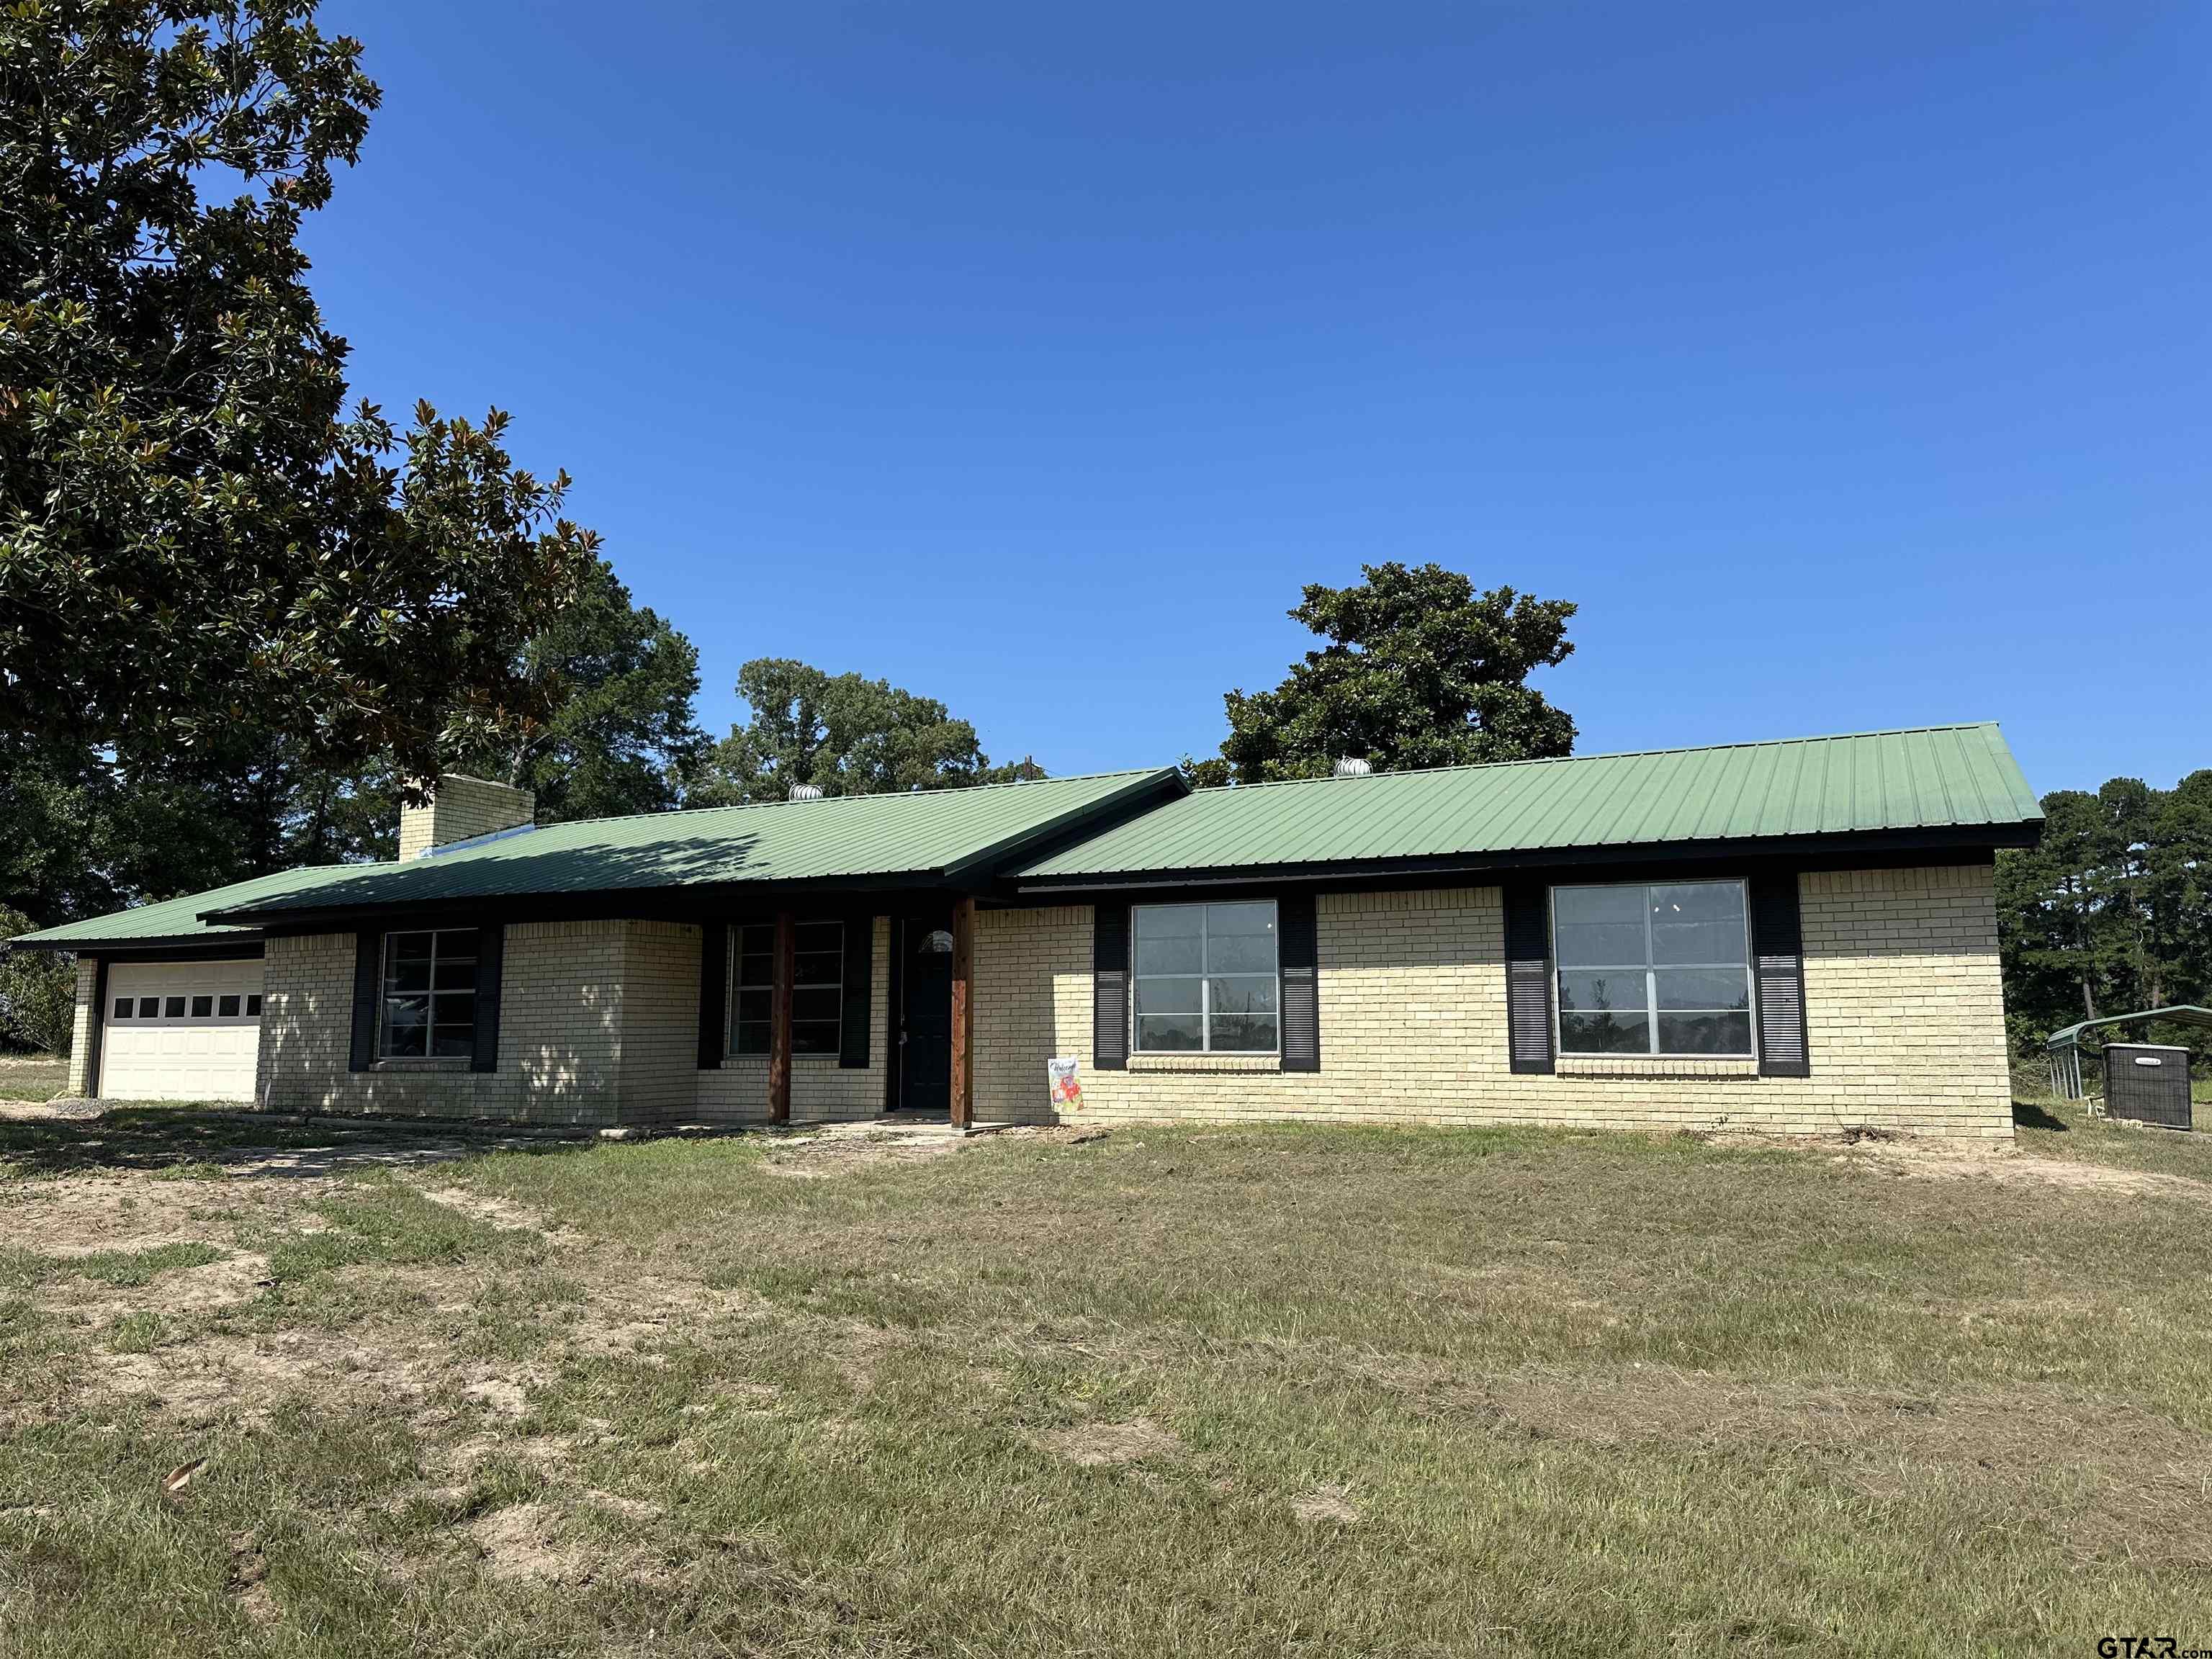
xmin=1555 ymin=1056 xmax=1761 ymax=1080
xmin=720 ymin=1054 xmax=853 ymax=1071
xmin=372 ymin=1058 xmax=474 ymax=1074
xmin=1126 ymin=1053 xmax=1282 ymax=1074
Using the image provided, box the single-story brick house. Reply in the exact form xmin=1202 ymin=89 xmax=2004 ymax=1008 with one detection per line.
xmin=13 ymin=723 xmax=2044 ymax=1138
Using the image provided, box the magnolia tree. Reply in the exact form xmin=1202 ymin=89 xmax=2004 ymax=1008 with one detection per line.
xmin=0 ymin=1 xmax=598 ymax=783
xmin=1189 ymin=562 xmax=1578 ymax=784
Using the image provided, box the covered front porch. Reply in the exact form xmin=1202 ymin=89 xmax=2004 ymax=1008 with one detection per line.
xmin=695 ymin=895 xmax=984 ymax=1127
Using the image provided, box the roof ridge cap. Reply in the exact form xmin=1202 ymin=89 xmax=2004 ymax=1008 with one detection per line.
xmin=1188 ymin=724 xmax=2005 ymax=793
xmin=526 ymin=766 xmax=1169 ymax=832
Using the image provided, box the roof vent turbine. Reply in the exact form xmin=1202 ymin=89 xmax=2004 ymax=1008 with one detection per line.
xmin=1332 ymin=757 xmax=1373 ymax=778
xmin=788 ymin=783 xmax=824 ymax=801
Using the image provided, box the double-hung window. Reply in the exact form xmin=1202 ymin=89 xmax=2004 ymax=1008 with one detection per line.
xmin=1131 ymin=900 xmax=1280 ymax=1053
xmin=729 ymin=920 xmax=845 ymax=1056
xmin=379 ymin=929 xmax=479 ymax=1060
xmin=1552 ymin=881 xmax=1754 ymax=1057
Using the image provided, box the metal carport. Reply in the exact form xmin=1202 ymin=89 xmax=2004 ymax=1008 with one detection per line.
xmin=2042 ymin=1005 xmax=2212 ymax=1101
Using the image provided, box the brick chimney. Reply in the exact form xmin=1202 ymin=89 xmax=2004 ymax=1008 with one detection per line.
xmin=397 ymin=774 xmax=536 ymax=860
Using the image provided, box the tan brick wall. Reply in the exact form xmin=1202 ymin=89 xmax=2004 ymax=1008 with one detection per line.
xmin=971 ymin=866 xmax=2015 ymax=1139
xmin=397 ymin=775 xmax=536 ymax=860
xmin=259 ymin=920 xmax=688 ymax=1128
xmin=697 ymin=917 xmax=892 ymax=1123
xmin=257 ymin=914 xmax=891 ymax=1127
xmin=617 ymin=921 xmax=705 ymax=1125
xmin=66 ymin=957 xmax=99 ymax=1095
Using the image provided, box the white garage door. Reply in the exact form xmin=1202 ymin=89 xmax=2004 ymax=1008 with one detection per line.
xmin=101 ymin=960 xmax=264 ymax=1102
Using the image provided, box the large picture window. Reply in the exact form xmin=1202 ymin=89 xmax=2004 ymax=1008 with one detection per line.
xmin=1552 ymin=881 xmax=1754 ymax=1057
xmin=379 ymin=928 xmax=478 ymax=1060
xmin=730 ymin=920 xmax=845 ymax=1056
xmin=1131 ymin=900 xmax=1279 ymax=1053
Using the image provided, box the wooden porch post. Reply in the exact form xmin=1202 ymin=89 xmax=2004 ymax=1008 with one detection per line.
xmin=768 ymin=909 xmax=794 ymax=1123
xmin=949 ymin=895 xmax=975 ymax=1128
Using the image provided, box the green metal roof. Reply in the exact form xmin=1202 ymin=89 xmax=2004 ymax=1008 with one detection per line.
xmin=8 ymin=863 xmax=395 ymax=950
xmin=202 ymin=768 xmax=1179 ymax=922
xmin=1017 ymin=724 xmax=2042 ymax=884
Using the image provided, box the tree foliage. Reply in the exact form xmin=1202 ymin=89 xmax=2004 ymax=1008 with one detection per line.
xmin=691 ymin=659 xmax=1041 ymax=806
xmin=0 ymin=563 xmax=705 ymax=926
xmin=0 ymin=907 xmax=76 ymax=1054
xmin=444 ymin=558 xmax=705 ymax=823
xmin=1203 ymin=563 xmax=1577 ymax=783
xmin=1997 ymin=772 xmax=2212 ymax=1053
xmin=0 ymin=0 xmax=597 ymax=777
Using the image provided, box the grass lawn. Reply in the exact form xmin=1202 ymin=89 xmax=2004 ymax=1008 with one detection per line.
xmin=0 ymin=1052 xmax=66 ymax=1102
xmin=1 ymin=1104 xmax=2208 ymax=1656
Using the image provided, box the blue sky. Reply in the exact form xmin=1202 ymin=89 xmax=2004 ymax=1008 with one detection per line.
xmin=305 ymin=3 xmax=2207 ymax=796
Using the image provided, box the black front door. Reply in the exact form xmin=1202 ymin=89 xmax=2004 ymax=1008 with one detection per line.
xmin=899 ymin=916 xmax=955 ymax=1114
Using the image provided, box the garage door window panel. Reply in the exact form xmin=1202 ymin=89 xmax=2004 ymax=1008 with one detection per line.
xmin=380 ymin=930 xmax=478 ymax=1061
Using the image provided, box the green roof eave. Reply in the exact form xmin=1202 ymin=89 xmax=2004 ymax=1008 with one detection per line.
xmin=5 ymin=863 xmax=390 ymax=951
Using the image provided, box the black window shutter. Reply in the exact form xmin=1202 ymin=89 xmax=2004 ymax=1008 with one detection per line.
xmin=1503 ymin=883 xmax=1555 ymax=1075
xmin=698 ymin=922 xmax=727 ymax=1070
xmin=1750 ymin=874 xmax=1812 ymax=1076
xmin=470 ymin=922 xmax=504 ymax=1074
xmin=1279 ymin=891 xmax=1320 ymax=1072
xmin=349 ymin=930 xmax=381 ymax=1072
xmin=1093 ymin=902 xmax=1129 ymax=1070
xmin=839 ymin=915 xmax=873 ymax=1069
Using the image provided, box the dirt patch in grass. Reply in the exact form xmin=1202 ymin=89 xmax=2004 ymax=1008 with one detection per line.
xmin=138 ymin=1249 xmax=267 ymax=1312
xmin=465 ymin=1502 xmax=598 ymax=1583
xmin=91 ymin=1328 xmax=441 ymax=1426
xmin=3 ymin=1174 xmax=292 ymax=1256
xmin=1838 ymin=1139 xmax=2212 ymax=1200
xmin=559 ymin=1272 xmax=775 ymax=1363
xmin=997 ymin=1123 xmax=1112 ymax=1147
xmin=39 ymin=1249 xmax=269 ymax=1334
xmin=227 ymin=1531 xmax=279 ymax=1627
xmin=461 ymin=1375 xmax=531 ymax=1416
xmin=409 ymin=1182 xmax=586 ymax=1244
xmin=1036 ymin=1416 xmax=1182 ymax=1467
xmin=758 ymin=1122 xmax=971 ymax=1179
xmin=1290 ymin=1483 xmax=1360 ymax=1524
